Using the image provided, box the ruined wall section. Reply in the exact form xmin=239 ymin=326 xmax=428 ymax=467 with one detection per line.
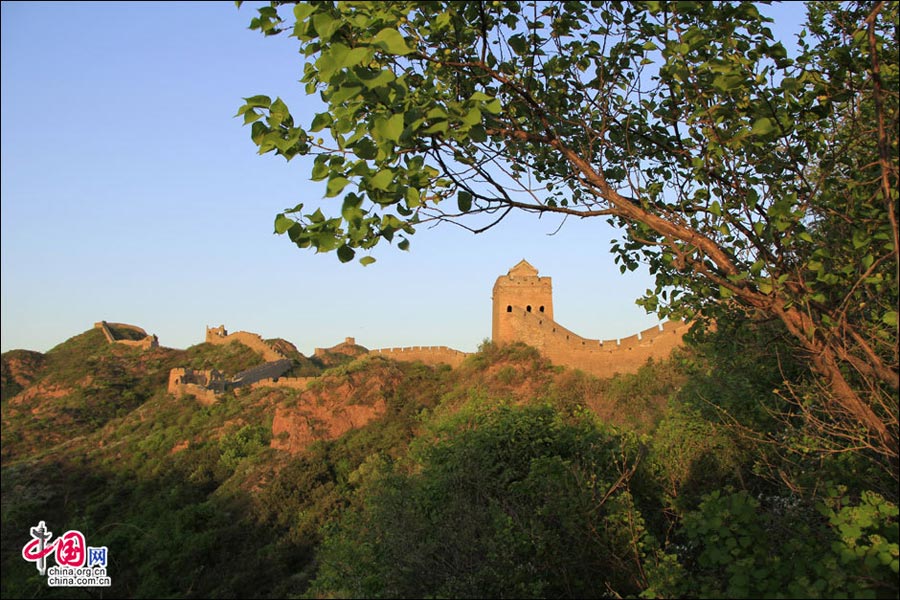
xmin=95 ymin=321 xmax=116 ymax=344
xmin=369 ymin=346 xmax=469 ymax=368
xmin=167 ymin=367 xmax=226 ymax=405
xmin=205 ymin=326 xmax=285 ymax=362
xmin=502 ymin=309 xmax=689 ymax=378
xmin=94 ymin=321 xmax=159 ymax=350
xmin=231 ymin=359 xmax=293 ymax=387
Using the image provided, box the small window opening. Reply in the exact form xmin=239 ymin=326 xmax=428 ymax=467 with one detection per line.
xmin=506 ymin=305 xmax=512 ymax=312
xmin=527 ymin=305 xmax=532 ymax=312
xmin=539 ymin=305 xmax=545 ymax=312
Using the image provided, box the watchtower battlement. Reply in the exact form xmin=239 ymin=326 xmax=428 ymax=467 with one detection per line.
xmin=206 ymin=325 xmax=228 ymax=342
xmin=491 ymin=261 xmax=688 ymax=378
xmin=492 ymin=259 xmax=555 ymax=342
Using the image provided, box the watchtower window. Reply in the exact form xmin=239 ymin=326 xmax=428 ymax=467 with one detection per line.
xmin=527 ymin=305 xmax=532 ymax=312
xmin=539 ymin=305 xmax=545 ymax=312
xmin=506 ymin=305 xmax=512 ymax=312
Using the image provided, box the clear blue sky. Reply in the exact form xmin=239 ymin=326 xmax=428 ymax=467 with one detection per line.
xmin=0 ymin=1 xmax=807 ymax=355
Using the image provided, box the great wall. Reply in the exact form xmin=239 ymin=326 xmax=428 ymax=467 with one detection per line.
xmin=490 ymin=260 xmax=690 ymax=379
xmin=94 ymin=321 xmax=159 ymax=350
xmin=105 ymin=260 xmax=688 ymax=401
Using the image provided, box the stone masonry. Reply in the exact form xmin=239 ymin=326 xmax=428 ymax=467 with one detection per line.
xmin=491 ymin=260 xmax=688 ymax=378
xmin=94 ymin=321 xmax=159 ymax=350
xmin=169 ymin=260 xmax=688 ymax=402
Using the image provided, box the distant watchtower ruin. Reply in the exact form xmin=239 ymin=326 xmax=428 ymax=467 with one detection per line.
xmin=492 ymin=259 xmax=554 ymax=343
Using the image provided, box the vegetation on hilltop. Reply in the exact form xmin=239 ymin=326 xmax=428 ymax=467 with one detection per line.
xmin=183 ymin=340 xmax=266 ymax=375
xmin=1 ymin=322 xmax=897 ymax=598
xmin=0 ymin=330 xmax=283 ymax=464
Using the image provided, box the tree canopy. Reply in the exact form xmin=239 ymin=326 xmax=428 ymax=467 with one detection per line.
xmin=239 ymin=1 xmax=898 ymax=465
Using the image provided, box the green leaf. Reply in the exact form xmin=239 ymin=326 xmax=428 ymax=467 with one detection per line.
xmin=312 ymin=12 xmax=341 ymax=42
xmin=342 ymin=47 xmax=371 ymax=69
xmin=461 ymin=107 xmax=482 ymax=127
xmin=370 ymin=169 xmax=394 ymax=191
xmin=712 ymin=73 xmax=744 ymax=92
xmin=750 ymin=259 xmax=765 ymax=276
xmin=244 ymin=95 xmax=272 ymax=108
xmin=359 ymin=256 xmax=377 ymax=266
xmin=352 ymin=138 xmax=377 ymax=159
xmin=337 ymin=244 xmax=355 ymax=263
xmin=370 ymin=28 xmax=413 ymax=55
xmin=457 ymin=190 xmax=472 ymax=212
xmin=374 ymin=113 xmax=404 ymax=143
xmin=358 ymin=69 xmax=395 ymax=89
xmin=508 ymin=34 xmax=527 ymax=54
xmin=326 ymin=176 xmax=351 ymax=197
xmin=341 ymin=193 xmax=364 ymax=221
xmin=861 ymin=254 xmax=874 ymax=270
xmin=423 ymin=120 xmax=449 ymax=135
xmin=243 ymin=110 xmax=262 ymax=125
xmin=405 ymin=187 xmax=421 ymax=208
xmin=310 ymin=112 xmax=332 ymax=132
xmin=753 ymin=221 xmax=765 ymax=236
xmin=469 ymin=124 xmax=487 ymax=143
xmin=330 ymin=85 xmax=363 ymax=105
xmin=750 ymin=117 xmax=776 ymax=136
xmin=883 ymin=311 xmax=898 ymax=327
xmin=274 ymin=214 xmax=293 ymax=234
xmin=293 ymin=3 xmax=317 ymax=23
xmin=483 ymin=98 xmax=502 ymax=114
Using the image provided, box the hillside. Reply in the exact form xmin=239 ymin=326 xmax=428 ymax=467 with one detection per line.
xmin=0 ymin=326 xmax=338 ymax=463
xmin=1 ymin=326 xmax=896 ymax=599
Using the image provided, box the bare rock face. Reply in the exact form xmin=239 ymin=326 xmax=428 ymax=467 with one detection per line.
xmin=1 ymin=350 xmax=46 ymax=399
xmin=271 ymin=360 xmax=401 ymax=454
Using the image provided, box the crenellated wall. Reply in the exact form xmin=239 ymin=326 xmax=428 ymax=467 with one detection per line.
xmin=491 ymin=261 xmax=689 ymax=377
xmin=369 ymin=346 xmax=469 ymax=368
xmin=500 ymin=308 xmax=689 ymax=378
xmin=205 ymin=325 xmax=285 ymax=362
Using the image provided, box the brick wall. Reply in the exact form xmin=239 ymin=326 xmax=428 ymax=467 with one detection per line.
xmin=205 ymin=327 xmax=285 ymax=362
xmin=369 ymin=346 xmax=469 ymax=368
xmin=499 ymin=308 xmax=689 ymax=378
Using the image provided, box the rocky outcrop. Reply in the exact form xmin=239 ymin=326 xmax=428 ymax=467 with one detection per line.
xmin=271 ymin=361 xmax=402 ymax=454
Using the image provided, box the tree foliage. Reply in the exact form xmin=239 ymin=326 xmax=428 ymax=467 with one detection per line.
xmin=240 ymin=0 xmax=898 ymax=465
xmin=311 ymin=404 xmax=657 ymax=598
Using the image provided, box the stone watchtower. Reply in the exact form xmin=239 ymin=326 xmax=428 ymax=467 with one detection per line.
xmin=492 ymin=259 xmax=554 ymax=343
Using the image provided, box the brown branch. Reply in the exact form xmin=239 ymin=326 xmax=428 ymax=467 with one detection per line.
xmin=864 ymin=2 xmax=900 ymax=342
